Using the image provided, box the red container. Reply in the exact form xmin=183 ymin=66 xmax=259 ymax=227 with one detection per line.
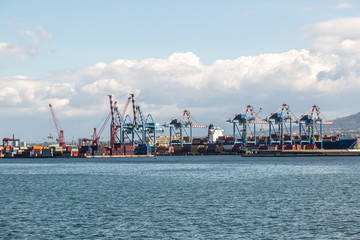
xmin=278 ymin=145 xmax=285 ymax=150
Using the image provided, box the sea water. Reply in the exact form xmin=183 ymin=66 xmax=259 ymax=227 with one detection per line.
xmin=1 ymin=156 xmax=360 ymax=239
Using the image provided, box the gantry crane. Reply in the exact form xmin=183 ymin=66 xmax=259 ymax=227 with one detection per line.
xmin=113 ymin=95 xmax=131 ymax=145
xmin=49 ymin=104 xmax=65 ymax=147
xmin=109 ymin=94 xmax=132 ymax=147
xmin=3 ymin=136 xmax=20 ymax=147
xmin=299 ymin=105 xmax=334 ymax=148
xmin=108 ymin=93 xmax=159 ymax=152
xmin=266 ymin=104 xmax=298 ymax=145
xmin=164 ymin=109 xmax=207 ymax=145
xmin=228 ymin=105 xmax=267 ymax=147
xmin=119 ymin=94 xmax=160 ymax=151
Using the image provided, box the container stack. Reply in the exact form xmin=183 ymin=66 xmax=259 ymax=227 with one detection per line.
xmin=278 ymin=145 xmax=286 ymax=150
xmin=33 ymin=146 xmax=42 ymax=157
xmin=136 ymin=144 xmax=151 ymax=155
xmin=112 ymin=143 xmax=124 ymax=156
xmin=51 ymin=145 xmax=65 ymax=157
xmin=259 ymin=145 xmax=268 ymax=151
xmin=304 ymin=144 xmax=318 ymax=150
xmin=217 ymin=136 xmax=226 ymax=144
xmin=22 ymin=150 xmax=33 ymax=158
xmin=124 ymin=144 xmax=134 ymax=156
xmin=225 ymin=137 xmax=234 ymax=144
xmin=113 ymin=144 xmax=123 ymax=156
xmin=192 ymin=138 xmax=204 ymax=145
xmin=251 ymin=146 xmax=260 ymax=153
xmin=13 ymin=150 xmax=22 ymax=158
xmin=156 ymin=146 xmax=167 ymax=155
xmin=92 ymin=145 xmax=112 ymax=156
xmin=173 ymin=145 xmax=182 ymax=155
xmin=268 ymin=145 xmax=278 ymax=151
xmin=79 ymin=145 xmax=91 ymax=157
xmin=71 ymin=146 xmax=79 ymax=157
xmin=233 ymin=144 xmax=242 ymax=152
xmin=285 ymin=145 xmax=297 ymax=150
xmin=223 ymin=145 xmax=234 ymax=152
xmin=42 ymin=148 xmax=53 ymax=157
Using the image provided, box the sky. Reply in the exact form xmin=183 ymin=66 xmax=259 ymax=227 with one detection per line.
xmin=0 ymin=0 xmax=360 ymax=143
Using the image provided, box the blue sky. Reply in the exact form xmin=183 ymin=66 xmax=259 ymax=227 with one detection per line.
xmin=0 ymin=0 xmax=360 ymax=142
xmin=2 ymin=0 xmax=358 ymax=76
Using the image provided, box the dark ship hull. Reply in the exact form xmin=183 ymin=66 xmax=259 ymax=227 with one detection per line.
xmin=316 ymin=139 xmax=357 ymax=150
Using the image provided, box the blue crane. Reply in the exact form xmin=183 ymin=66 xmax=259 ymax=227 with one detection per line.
xmin=164 ymin=110 xmax=207 ymax=146
xmin=299 ymin=105 xmax=334 ymax=149
xmin=228 ymin=105 xmax=266 ymax=148
xmin=116 ymin=93 xmax=160 ymax=152
xmin=266 ymin=104 xmax=298 ymax=145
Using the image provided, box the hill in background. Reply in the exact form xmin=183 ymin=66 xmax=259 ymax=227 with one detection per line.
xmin=332 ymin=112 xmax=360 ymax=130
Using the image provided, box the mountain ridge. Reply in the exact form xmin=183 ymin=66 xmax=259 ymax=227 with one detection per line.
xmin=332 ymin=112 xmax=360 ymax=129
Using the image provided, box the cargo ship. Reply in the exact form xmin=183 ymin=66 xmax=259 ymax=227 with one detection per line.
xmin=157 ymin=123 xmax=360 ymax=156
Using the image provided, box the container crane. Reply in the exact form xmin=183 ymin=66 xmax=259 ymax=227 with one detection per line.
xmin=228 ymin=105 xmax=267 ymax=147
xmin=108 ymin=94 xmax=132 ymax=148
xmin=119 ymin=94 xmax=160 ymax=151
xmin=49 ymin=104 xmax=65 ymax=147
xmin=114 ymin=95 xmax=131 ymax=143
xmin=266 ymin=103 xmax=298 ymax=145
xmin=299 ymin=105 xmax=334 ymax=148
xmin=164 ymin=109 xmax=207 ymax=145
xmin=108 ymin=95 xmax=117 ymax=149
xmin=3 ymin=136 xmax=20 ymax=147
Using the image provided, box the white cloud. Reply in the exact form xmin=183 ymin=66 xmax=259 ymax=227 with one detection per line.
xmin=0 ymin=24 xmax=53 ymax=61
xmin=0 ymin=87 xmax=22 ymax=105
xmin=304 ymin=17 xmax=360 ymax=55
xmin=0 ymin=48 xmax=357 ymax=117
xmin=36 ymin=25 xmax=54 ymax=41
xmin=0 ymin=41 xmax=36 ymax=61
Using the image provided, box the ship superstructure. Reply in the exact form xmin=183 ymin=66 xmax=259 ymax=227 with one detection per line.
xmin=207 ymin=124 xmax=224 ymax=143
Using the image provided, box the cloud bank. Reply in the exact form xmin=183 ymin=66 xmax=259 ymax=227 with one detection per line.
xmin=1 ymin=17 xmax=360 ymax=141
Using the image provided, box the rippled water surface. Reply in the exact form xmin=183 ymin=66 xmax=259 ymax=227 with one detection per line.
xmin=1 ymin=156 xmax=360 ymax=239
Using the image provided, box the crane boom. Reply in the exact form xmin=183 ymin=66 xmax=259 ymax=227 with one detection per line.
xmin=92 ymin=112 xmax=112 ymax=145
xmin=49 ymin=104 xmax=65 ymax=147
xmin=121 ymin=96 xmax=131 ymax=123
xmin=108 ymin=95 xmax=116 ymax=148
xmin=130 ymin=94 xmax=138 ymax=127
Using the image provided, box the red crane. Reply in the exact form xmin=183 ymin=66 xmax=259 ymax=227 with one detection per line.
xmin=108 ymin=95 xmax=116 ymax=148
xmin=49 ymin=104 xmax=65 ymax=147
xmin=121 ymin=96 xmax=132 ymax=124
xmin=301 ymin=105 xmax=334 ymax=125
xmin=108 ymin=94 xmax=133 ymax=148
xmin=92 ymin=111 xmax=112 ymax=146
xmin=3 ymin=137 xmax=20 ymax=147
